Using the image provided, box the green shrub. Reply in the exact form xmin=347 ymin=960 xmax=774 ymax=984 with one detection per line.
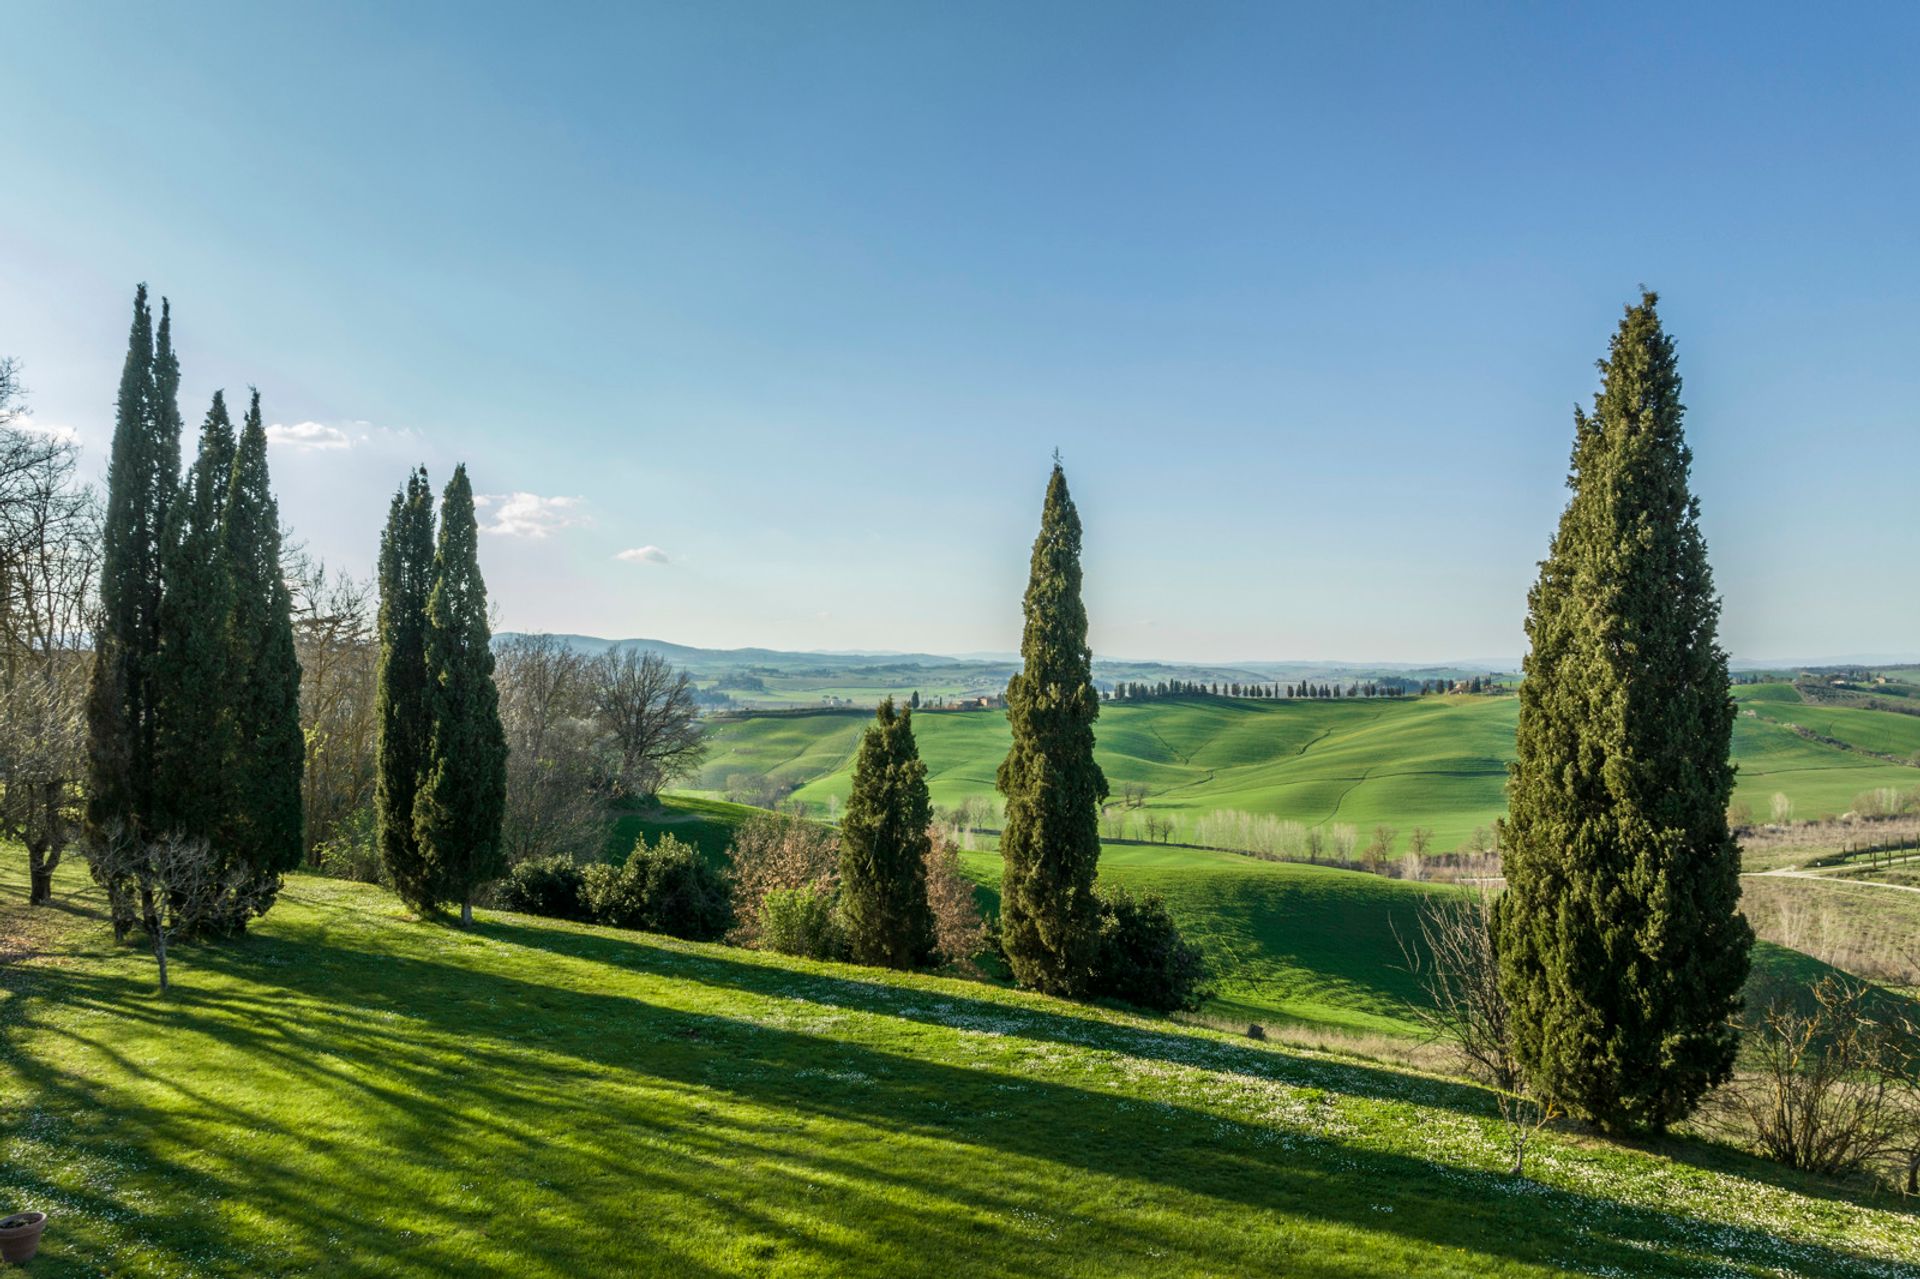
xmin=315 ymin=808 xmax=386 ymax=886
xmin=760 ymin=884 xmax=847 ymax=960
xmin=495 ymin=855 xmax=591 ymax=921
xmin=581 ymin=834 xmax=732 ymax=941
xmin=1090 ymin=885 xmax=1211 ymax=1012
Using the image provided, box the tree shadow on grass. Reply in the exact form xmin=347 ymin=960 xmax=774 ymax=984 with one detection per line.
xmin=6 ymin=912 xmax=1908 ymax=1279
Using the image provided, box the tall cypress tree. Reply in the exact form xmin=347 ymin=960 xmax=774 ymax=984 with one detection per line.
xmin=839 ymin=697 xmax=936 ymax=968
xmin=220 ymin=390 xmax=305 ymax=925
xmin=376 ymin=467 xmax=437 ymax=912
xmin=413 ymin=465 xmax=507 ymax=926
xmin=1496 ymin=292 xmax=1751 ymax=1133
xmin=151 ymin=391 xmax=238 ymax=846
xmin=997 ymin=461 xmax=1107 ymax=995
xmin=87 ymin=288 xmax=182 ymax=934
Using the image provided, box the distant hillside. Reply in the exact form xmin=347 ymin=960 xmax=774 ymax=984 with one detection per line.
xmin=698 ymin=684 xmax=1920 ymax=851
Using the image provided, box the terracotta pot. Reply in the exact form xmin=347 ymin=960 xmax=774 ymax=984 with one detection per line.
xmin=0 ymin=1211 xmax=47 ymax=1263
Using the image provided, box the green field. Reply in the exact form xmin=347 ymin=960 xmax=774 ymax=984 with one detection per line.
xmin=5 ymin=856 xmax=1917 ymax=1278
xmin=698 ymin=690 xmax=1920 ymax=853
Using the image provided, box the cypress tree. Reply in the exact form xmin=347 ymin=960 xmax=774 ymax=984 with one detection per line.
xmin=413 ymin=465 xmax=507 ymax=926
xmin=220 ymin=390 xmax=305 ymax=925
xmin=996 ymin=461 xmax=1107 ymax=995
xmin=1496 ymin=292 xmax=1751 ymax=1133
xmin=86 ymin=287 xmax=182 ymax=934
xmin=151 ymin=391 xmax=237 ymax=846
xmin=376 ymin=468 xmax=437 ymax=911
xmin=838 ymin=697 xmax=936 ymax=968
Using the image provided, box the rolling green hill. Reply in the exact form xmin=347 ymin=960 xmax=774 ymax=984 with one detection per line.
xmin=698 ymin=690 xmax=1920 ymax=853
xmin=4 ymin=857 xmax=1915 ymax=1278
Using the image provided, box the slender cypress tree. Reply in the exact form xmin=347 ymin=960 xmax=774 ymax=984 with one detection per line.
xmin=220 ymin=390 xmax=305 ymax=925
xmin=996 ymin=461 xmax=1107 ymax=995
xmin=151 ymin=391 xmax=238 ymax=846
xmin=413 ymin=465 xmax=507 ymax=925
xmin=1496 ymin=292 xmax=1751 ymax=1133
xmin=87 ymin=288 xmax=182 ymax=934
xmin=375 ymin=468 xmax=438 ymax=912
xmin=839 ymin=697 xmax=936 ymax=968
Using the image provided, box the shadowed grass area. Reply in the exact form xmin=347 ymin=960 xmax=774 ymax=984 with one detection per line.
xmin=2 ymin=858 xmax=1916 ymax=1278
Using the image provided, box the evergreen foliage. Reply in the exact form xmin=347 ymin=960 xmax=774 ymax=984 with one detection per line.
xmin=580 ymin=833 xmax=732 ymax=940
xmin=375 ymin=468 xmax=437 ymax=912
xmin=1090 ymin=885 xmax=1211 ymax=1013
xmin=218 ymin=390 xmax=305 ymax=924
xmin=86 ymin=288 xmax=183 ymax=936
xmin=87 ymin=288 xmax=180 ymax=844
xmin=1495 ymin=292 xmax=1752 ymax=1133
xmin=151 ymin=391 xmax=237 ymax=847
xmin=837 ymin=698 xmax=935 ymax=969
xmin=412 ymin=465 xmax=508 ymax=924
xmin=996 ymin=462 xmax=1108 ymax=995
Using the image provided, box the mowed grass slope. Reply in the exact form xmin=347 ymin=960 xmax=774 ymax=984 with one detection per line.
xmin=4 ymin=858 xmax=1917 ymax=1279
xmin=701 ymin=693 xmax=1920 ymax=851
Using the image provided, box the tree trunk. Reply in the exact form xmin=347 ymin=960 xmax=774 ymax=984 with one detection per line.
xmin=461 ymin=897 xmax=472 ymax=928
xmin=29 ymin=864 xmax=52 ymax=905
xmin=153 ymin=930 xmax=170 ymax=992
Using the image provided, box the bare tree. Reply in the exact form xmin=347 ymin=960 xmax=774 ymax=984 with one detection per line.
xmin=288 ymin=554 xmax=379 ymax=866
xmin=0 ymin=667 xmax=88 ymax=903
xmin=1407 ymin=826 xmax=1433 ymax=857
xmin=589 ymin=647 xmax=707 ymax=798
xmin=495 ymin=633 xmax=607 ymax=863
xmin=1771 ymin=791 xmax=1795 ymax=825
xmin=86 ymin=827 xmax=276 ymax=992
xmin=1121 ymin=781 xmax=1148 ymax=809
xmin=0 ymin=400 xmax=100 ymax=905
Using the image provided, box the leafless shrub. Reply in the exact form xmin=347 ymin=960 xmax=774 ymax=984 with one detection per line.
xmin=725 ymin=811 xmax=839 ymax=948
xmin=923 ymin=825 xmax=987 ymax=969
xmin=1715 ymin=975 xmax=1913 ymax=1177
xmin=1397 ymin=886 xmax=1560 ymax=1176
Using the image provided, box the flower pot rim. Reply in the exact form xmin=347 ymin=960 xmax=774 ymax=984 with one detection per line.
xmin=0 ymin=1210 xmax=46 ymax=1232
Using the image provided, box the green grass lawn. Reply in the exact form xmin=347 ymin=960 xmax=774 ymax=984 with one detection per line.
xmin=3 ymin=857 xmax=1916 ymax=1278
xmin=603 ymin=794 xmax=765 ymax=865
xmin=698 ymin=694 xmax=1920 ymax=853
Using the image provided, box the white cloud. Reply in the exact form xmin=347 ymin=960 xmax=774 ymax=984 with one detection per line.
xmin=615 ymin=545 xmax=670 ymax=565
xmin=476 ymin=492 xmax=589 ymax=538
xmin=13 ymin=418 xmax=80 ymax=445
xmin=266 ymin=421 xmax=353 ymax=452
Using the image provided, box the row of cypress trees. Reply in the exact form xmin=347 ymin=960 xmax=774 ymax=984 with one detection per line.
xmin=373 ymin=465 xmax=508 ymax=926
xmin=87 ymin=285 xmax=304 ymax=935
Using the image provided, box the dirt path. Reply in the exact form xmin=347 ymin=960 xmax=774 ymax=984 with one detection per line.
xmin=1742 ymin=869 xmax=1920 ymax=895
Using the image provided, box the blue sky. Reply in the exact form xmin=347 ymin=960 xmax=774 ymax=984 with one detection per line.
xmin=2 ymin=1 xmax=1915 ymax=662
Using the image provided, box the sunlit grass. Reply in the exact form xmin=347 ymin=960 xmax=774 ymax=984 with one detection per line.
xmin=3 ymin=856 xmax=1916 ymax=1277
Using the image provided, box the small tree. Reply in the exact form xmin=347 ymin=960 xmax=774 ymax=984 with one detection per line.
xmin=1771 ymin=792 xmax=1795 ymax=825
xmin=87 ymin=827 xmax=272 ymax=992
xmin=837 ymin=698 xmax=936 ymax=968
